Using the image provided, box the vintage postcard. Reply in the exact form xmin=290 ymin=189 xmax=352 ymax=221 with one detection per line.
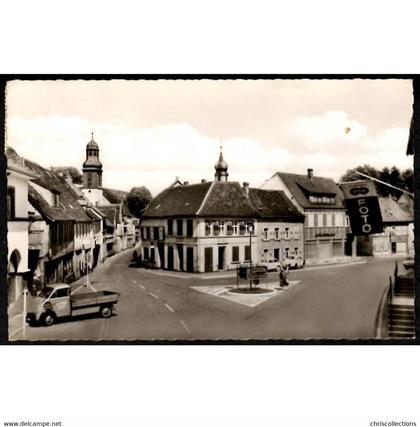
xmin=4 ymin=78 xmax=415 ymax=341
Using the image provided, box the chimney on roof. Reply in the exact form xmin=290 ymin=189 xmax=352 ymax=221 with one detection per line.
xmin=243 ymin=182 xmax=249 ymax=196
xmin=307 ymin=168 xmax=314 ymax=180
xmin=201 ymin=179 xmax=207 ymax=184
xmin=183 ymin=181 xmax=189 ymax=186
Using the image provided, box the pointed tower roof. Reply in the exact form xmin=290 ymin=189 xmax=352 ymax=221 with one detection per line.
xmin=214 ymin=141 xmax=228 ymax=181
xmin=87 ymin=131 xmax=99 ymax=149
xmin=83 ymin=132 xmax=102 ymax=169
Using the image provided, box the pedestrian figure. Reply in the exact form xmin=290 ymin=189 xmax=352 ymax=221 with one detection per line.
xmin=278 ymin=264 xmax=289 ymax=289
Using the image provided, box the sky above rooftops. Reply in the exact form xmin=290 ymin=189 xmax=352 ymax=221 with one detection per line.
xmin=5 ymin=79 xmax=413 ymax=196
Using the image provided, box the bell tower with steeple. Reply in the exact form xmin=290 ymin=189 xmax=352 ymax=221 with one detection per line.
xmin=214 ymin=142 xmax=229 ymax=182
xmin=82 ymin=132 xmax=103 ymax=189
xmin=82 ymin=132 xmax=106 ymax=206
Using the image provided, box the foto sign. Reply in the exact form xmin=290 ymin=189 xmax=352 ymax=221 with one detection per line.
xmin=341 ymin=180 xmax=383 ymax=236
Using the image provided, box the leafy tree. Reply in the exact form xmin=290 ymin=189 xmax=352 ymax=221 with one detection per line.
xmin=52 ymin=166 xmax=83 ymax=184
xmin=401 ymin=168 xmax=414 ymax=194
xmin=125 ymin=186 xmax=153 ymax=218
xmin=340 ymin=165 xmax=413 ymax=199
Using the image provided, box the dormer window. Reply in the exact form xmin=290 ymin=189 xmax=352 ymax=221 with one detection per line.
xmin=309 ymin=194 xmax=335 ymax=204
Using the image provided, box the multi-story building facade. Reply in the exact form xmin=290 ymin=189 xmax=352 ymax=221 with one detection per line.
xmin=26 ymin=166 xmax=94 ymax=289
xmin=141 ymin=149 xmax=304 ymax=272
xmin=6 ymin=158 xmax=37 ymax=304
xmin=248 ymin=188 xmax=305 ymax=264
xmin=261 ymin=169 xmax=348 ymax=263
xmin=141 ymin=180 xmax=258 ymax=273
xmin=358 ymin=196 xmax=414 ymax=256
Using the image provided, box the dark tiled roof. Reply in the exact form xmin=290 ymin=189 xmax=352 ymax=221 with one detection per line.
xmin=397 ymin=194 xmax=414 ymax=217
xmin=144 ymin=181 xmax=261 ymax=219
xmin=276 ymin=172 xmax=345 ymax=209
xmin=248 ymin=189 xmax=305 ymax=222
xmin=85 ymin=208 xmax=101 ymax=221
xmin=198 ymin=182 xmax=256 ymax=218
xmin=6 ymin=146 xmax=91 ymax=223
xmin=379 ymin=197 xmax=413 ymax=223
xmin=98 ymin=204 xmax=123 ymax=226
xmin=143 ymin=182 xmax=212 ymax=218
xmin=28 ymin=182 xmax=90 ymax=222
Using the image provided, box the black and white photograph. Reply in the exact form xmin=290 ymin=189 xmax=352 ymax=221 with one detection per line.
xmin=5 ymin=78 xmax=415 ymax=341
xmin=2 ymin=2 xmax=420 ymax=426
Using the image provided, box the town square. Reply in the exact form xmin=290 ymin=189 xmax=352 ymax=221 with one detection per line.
xmin=5 ymin=79 xmax=415 ymax=341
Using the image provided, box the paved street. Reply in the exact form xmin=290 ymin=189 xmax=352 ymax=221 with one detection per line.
xmin=16 ymin=249 xmax=403 ymax=341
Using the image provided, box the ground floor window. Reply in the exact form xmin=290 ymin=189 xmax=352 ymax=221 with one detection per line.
xmin=262 ymin=248 xmax=269 ymax=261
xmin=232 ymin=246 xmax=239 ymax=262
xmin=144 ymin=247 xmax=149 ymax=260
xmin=244 ymin=245 xmax=251 ymax=261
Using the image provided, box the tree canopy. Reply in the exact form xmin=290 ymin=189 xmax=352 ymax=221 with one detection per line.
xmin=125 ymin=186 xmax=153 ymax=218
xmin=340 ymin=165 xmax=413 ymax=199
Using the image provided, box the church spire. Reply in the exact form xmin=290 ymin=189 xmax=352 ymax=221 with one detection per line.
xmin=214 ymin=139 xmax=228 ymax=182
xmin=82 ymin=132 xmax=103 ymax=189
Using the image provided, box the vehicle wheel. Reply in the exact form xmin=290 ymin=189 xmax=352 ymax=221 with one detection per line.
xmin=42 ymin=312 xmax=56 ymax=327
xmin=100 ymin=306 xmax=112 ymax=318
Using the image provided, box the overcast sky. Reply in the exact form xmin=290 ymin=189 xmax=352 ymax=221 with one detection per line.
xmin=5 ymin=79 xmax=413 ymax=195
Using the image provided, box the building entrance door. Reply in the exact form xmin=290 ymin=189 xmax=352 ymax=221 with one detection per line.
xmin=167 ymin=246 xmax=174 ymax=270
xmin=158 ymin=243 xmax=165 ymax=269
xmin=204 ymin=247 xmax=213 ymax=272
xmin=318 ymin=242 xmax=331 ymax=259
xmin=186 ymin=247 xmax=194 ymax=272
xmin=391 ymin=242 xmax=397 ymax=253
xmin=177 ymin=244 xmax=184 ymax=271
xmin=218 ymin=246 xmax=225 ymax=270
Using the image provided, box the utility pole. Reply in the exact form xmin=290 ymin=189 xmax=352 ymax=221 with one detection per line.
xmin=22 ymin=289 xmax=27 ymax=340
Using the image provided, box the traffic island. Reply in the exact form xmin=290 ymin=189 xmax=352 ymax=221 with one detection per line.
xmin=192 ymin=280 xmax=300 ymax=308
xmin=228 ymin=288 xmax=275 ymax=295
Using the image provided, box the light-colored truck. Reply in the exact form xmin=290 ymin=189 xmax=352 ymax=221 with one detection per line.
xmin=26 ymin=283 xmax=119 ymax=326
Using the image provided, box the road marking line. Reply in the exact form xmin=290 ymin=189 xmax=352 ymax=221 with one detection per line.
xmin=149 ymin=292 xmax=159 ymax=300
xmin=139 ymin=284 xmax=146 ymax=290
xmin=164 ymin=303 xmax=175 ymax=313
xmin=180 ymin=320 xmax=191 ymax=333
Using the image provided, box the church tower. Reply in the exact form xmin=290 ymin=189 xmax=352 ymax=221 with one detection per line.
xmin=82 ymin=132 xmax=103 ymax=189
xmin=82 ymin=133 xmax=106 ymax=206
xmin=214 ymin=143 xmax=228 ymax=182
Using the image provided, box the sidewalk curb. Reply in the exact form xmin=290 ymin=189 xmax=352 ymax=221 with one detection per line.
xmin=374 ymin=285 xmax=390 ymax=339
xmin=138 ymin=259 xmax=368 ymax=281
xmin=302 ymin=260 xmax=367 ymax=272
